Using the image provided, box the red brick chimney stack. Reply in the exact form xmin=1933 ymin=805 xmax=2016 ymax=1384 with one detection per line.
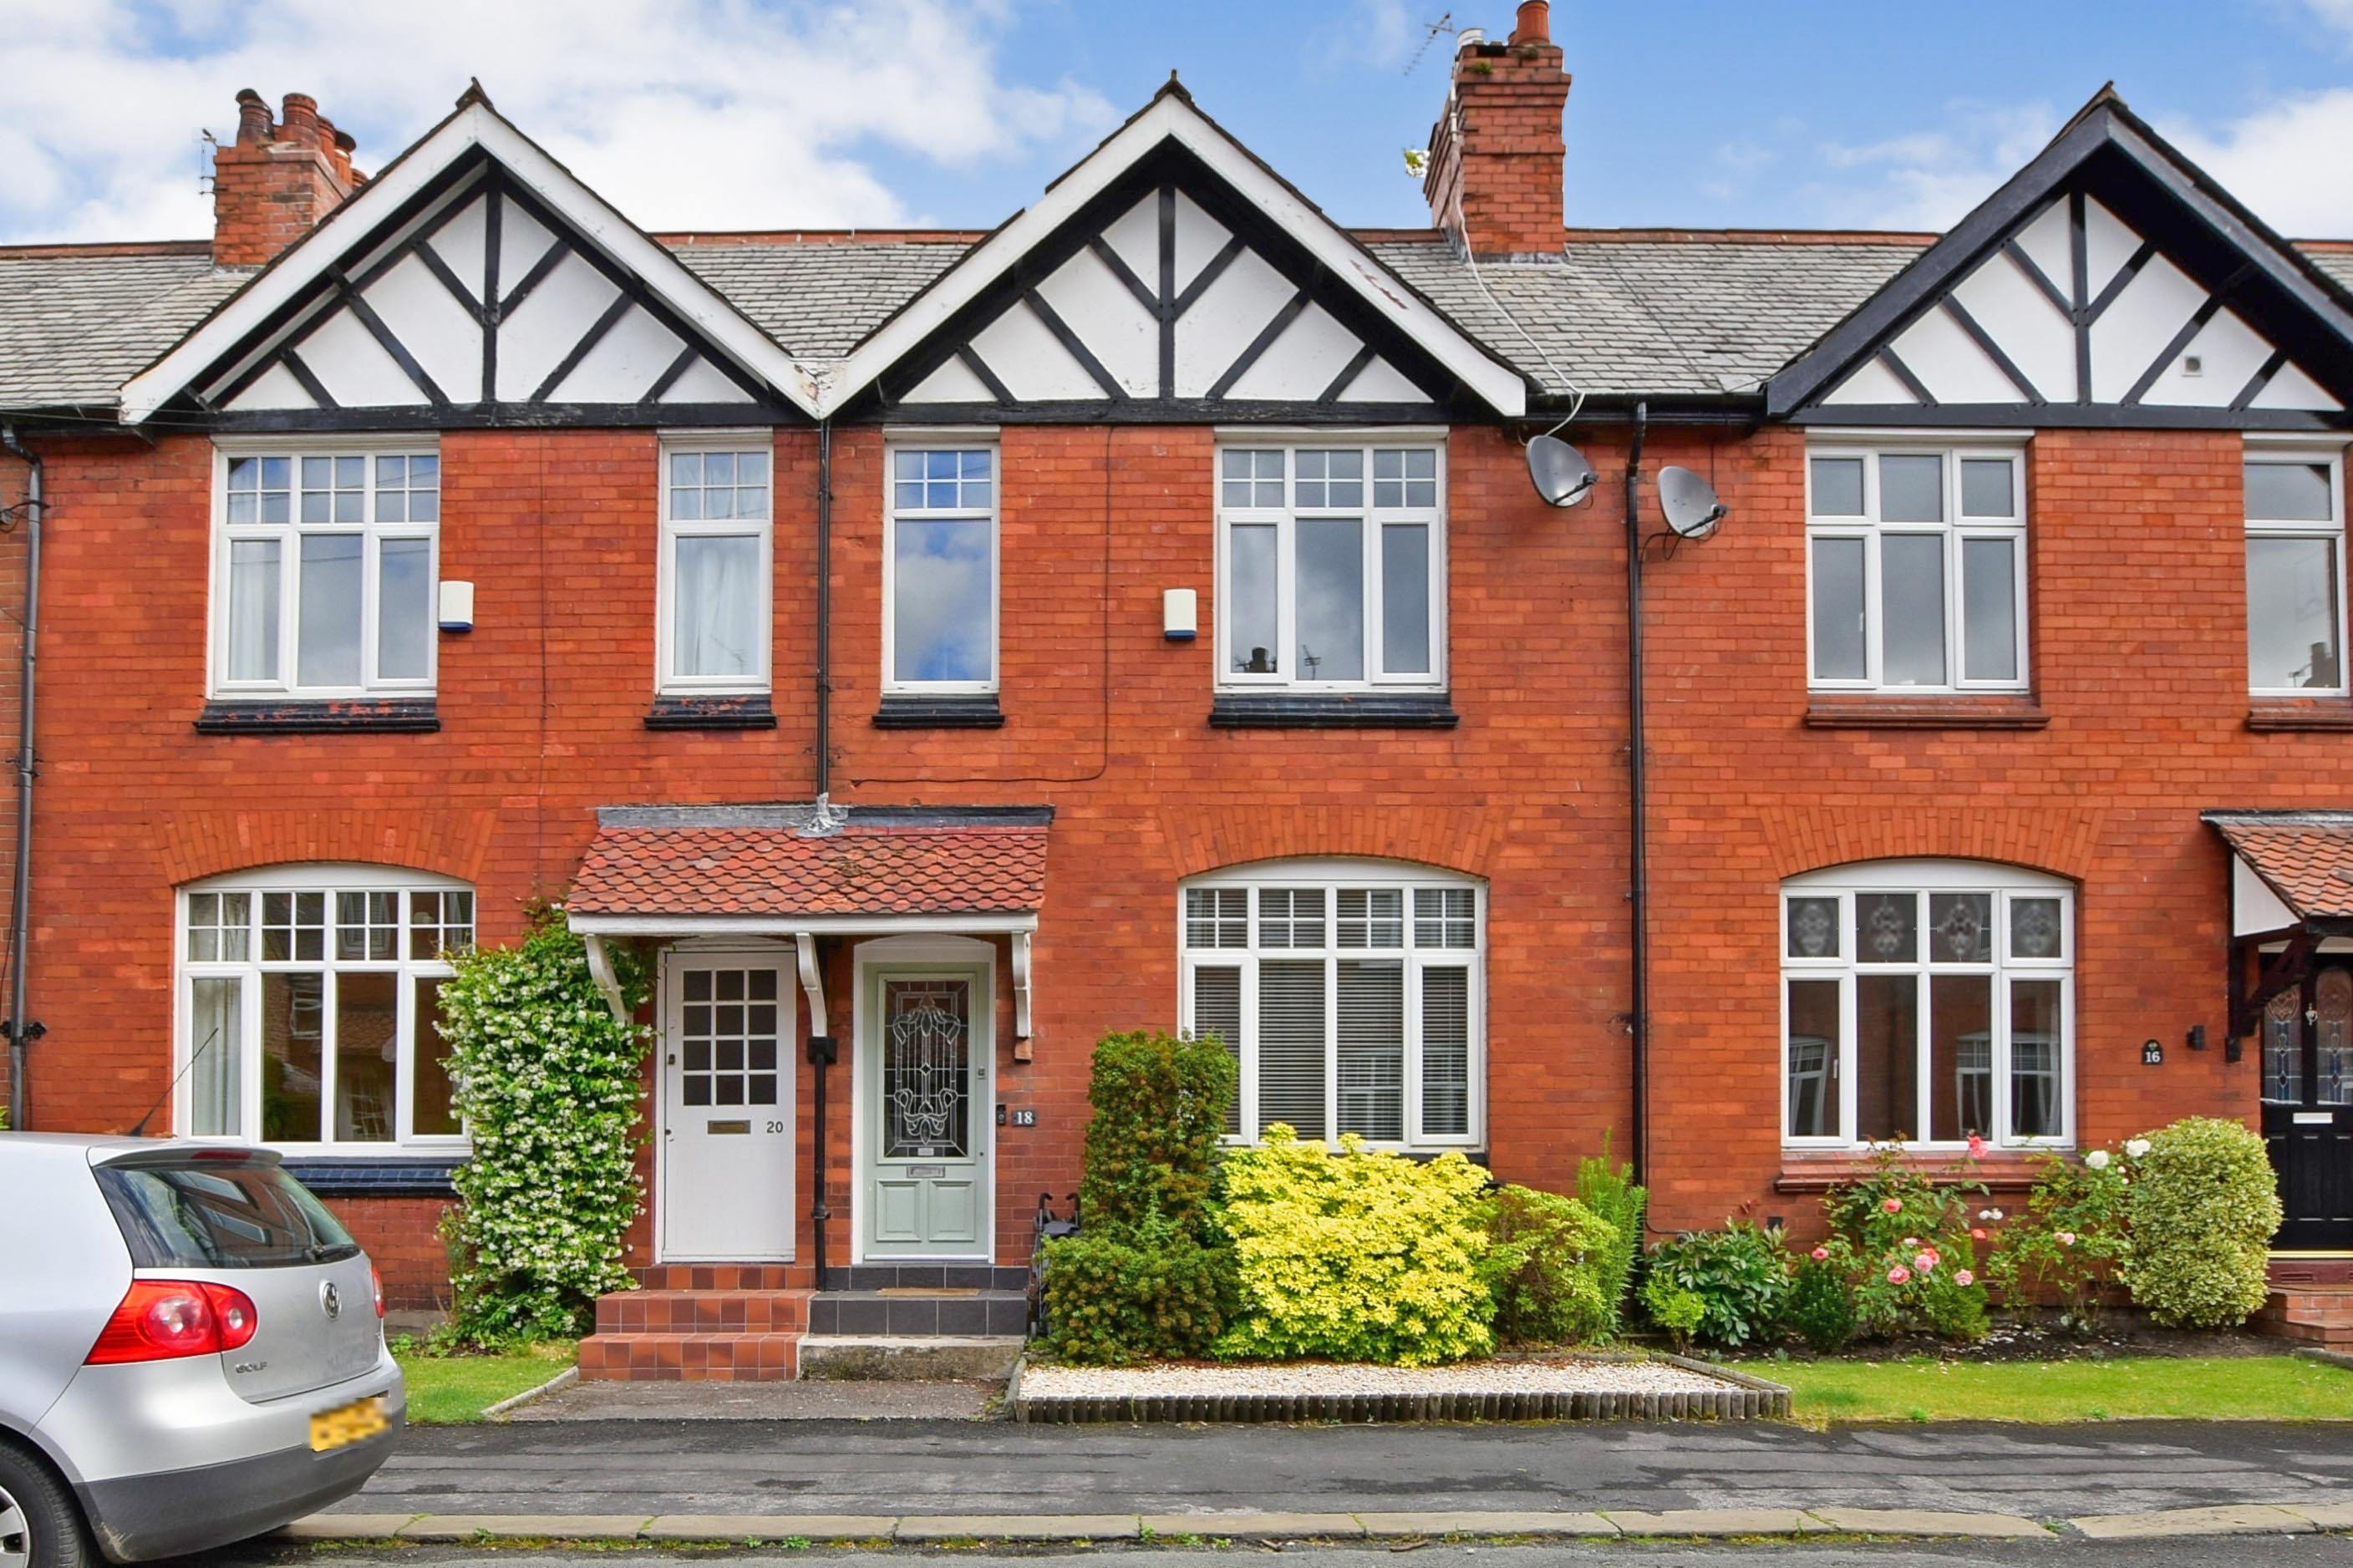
xmin=211 ymin=89 xmax=365 ymax=268
xmin=1421 ymin=2 xmax=1571 ymax=257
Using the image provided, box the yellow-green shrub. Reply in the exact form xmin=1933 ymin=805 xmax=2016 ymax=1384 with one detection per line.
xmin=2122 ymin=1116 xmax=2281 ymax=1327
xmin=1477 ymin=1185 xmax=1618 ymax=1345
xmin=1213 ymin=1125 xmax=1495 ymax=1366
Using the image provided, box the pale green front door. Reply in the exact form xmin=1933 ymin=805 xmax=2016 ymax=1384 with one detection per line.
xmin=861 ymin=967 xmax=991 ymax=1259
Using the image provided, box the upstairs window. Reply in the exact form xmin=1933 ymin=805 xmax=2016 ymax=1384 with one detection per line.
xmin=213 ymin=445 xmax=439 ymax=698
xmin=1807 ymin=447 xmax=2026 ymax=693
xmin=658 ymin=439 xmax=772 ymax=694
xmin=886 ymin=444 xmax=998 ymax=693
xmin=1179 ymin=860 xmax=1481 ymax=1150
xmin=1217 ymin=442 xmax=1445 ymax=691
xmin=2245 ymin=451 xmax=2346 ymax=695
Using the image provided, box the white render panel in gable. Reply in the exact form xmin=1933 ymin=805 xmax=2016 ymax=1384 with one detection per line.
xmin=430 ymin=194 xmax=490 ymax=297
xmin=2253 ymin=359 xmax=2345 ymax=412
xmin=362 ymin=253 xmax=480 ymax=401
xmin=658 ymin=356 xmax=754 ymax=403
xmin=1173 ymin=247 xmax=1292 ymax=396
xmin=2234 ymin=855 xmax=2298 ymax=937
xmin=1226 ymin=301 xmax=1363 ymax=400
xmin=2081 ymin=196 xmax=2142 ymax=300
xmin=223 ymin=362 xmax=317 ymax=413
xmin=1339 ymin=354 xmax=1422 ymax=403
xmin=2087 ymin=252 xmax=2203 ymax=401
xmin=903 ymin=355 xmax=994 ymax=403
xmin=1171 ymin=190 xmax=1230 ymax=295
xmin=298 ymin=309 xmax=429 ymax=407
xmin=1100 ymin=194 xmax=1161 ymax=290
xmin=1889 ymin=306 xmax=2027 ymax=403
xmin=496 ymin=251 xmax=619 ymax=400
xmin=970 ymin=301 xmax=1103 ymax=400
xmin=548 ymin=302 xmax=684 ymax=403
xmin=2013 ymin=200 xmax=2073 ymax=297
xmin=1949 ymin=251 xmax=2076 ymax=400
xmin=1036 ymin=246 xmax=1157 ymax=397
xmin=497 ymin=199 xmax=558 ymax=291
xmin=1822 ymin=356 xmax=1921 ymax=406
xmin=2141 ymin=307 xmax=2272 ymax=408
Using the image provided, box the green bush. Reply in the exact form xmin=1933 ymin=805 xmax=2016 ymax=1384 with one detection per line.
xmin=1214 ymin=1125 xmax=1496 ymax=1366
xmin=1477 ymin=1185 xmax=1618 ymax=1346
xmin=1042 ymin=1225 xmax=1238 ymax=1364
xmin=440 ymin=911 xmax=650 ymax=1345
xmin=1078 ymin=1030 xmax=1237 ymax=1238
xmin=1642 ymin=1222 xmax=1789 ymax=1348
xmin=1781 ymin=1257 xmax=1857 ymax=1352
xmin=2122 ymin=1117 xmax=2281 ymax=1328
xmin=1820 ymin=1142 xmax=1990 ymax=1342
xmin=1637 ymin=1276 xmax=1705 ymax=1351
xmin=1984 ymin=1148 xmax=2132 ymax=1332
xmin=1574 ymin=1137 xmax=1647 ymax=1340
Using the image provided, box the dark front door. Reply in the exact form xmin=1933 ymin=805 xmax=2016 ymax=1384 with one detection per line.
xmin=2264 ymin=964 xmax=2353 ymax=1251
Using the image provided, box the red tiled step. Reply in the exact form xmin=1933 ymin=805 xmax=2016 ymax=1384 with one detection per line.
xmin=594 ymin=1288 xmax=811 ymax=1335
xmin=630 ymin=1264 xmax=814 ymax=1291
xmin=2256 ymin=1287 xmax=2353 ymax=1348
xmin=576 ymin=1331 xmax=800 ymax=1382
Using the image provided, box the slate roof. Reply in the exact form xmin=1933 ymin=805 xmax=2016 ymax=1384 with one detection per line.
xmin=570 ymin=815 xmax=1049 ymax=919
xmin=2207 ymin=810 xmax=2353 ymax=922
xmin=0 ymin=247 xmax=252 ymax=414
xmin=668 ymin=239 xmax=971 ymax=360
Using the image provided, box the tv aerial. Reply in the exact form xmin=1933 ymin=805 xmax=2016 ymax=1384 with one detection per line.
xmin=1404 ymin=13 xmax=1456 ymax=74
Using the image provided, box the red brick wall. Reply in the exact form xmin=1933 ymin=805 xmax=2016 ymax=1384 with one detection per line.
xmin=332 ymin=1195 xmax=454 ymax=1312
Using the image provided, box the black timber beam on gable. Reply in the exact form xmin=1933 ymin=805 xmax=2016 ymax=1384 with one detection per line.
xmin=1786 ymin=401 xmax=2348 ymax=432
xmin=866 ymin=398 xmax=1450 ymax=428
xmin=201 ymin=402 xmax=794 ymax=434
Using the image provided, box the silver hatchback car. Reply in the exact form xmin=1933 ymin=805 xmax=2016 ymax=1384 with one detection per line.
xmin=0 ymin=1135 xmax=406 ymax=1565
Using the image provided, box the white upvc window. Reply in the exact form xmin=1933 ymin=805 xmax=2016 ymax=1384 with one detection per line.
xmin=1216 ymin=439 xmax=1446 ymax=691
xmin=658 ymin=434 xmax=772 ymax=694
xmin=1178 ymin=860 xmax=1483 ymax=1150
xmin=1806 ymin=444 xmax=2028 ymax=693
xmin=2244 ymin=444 xmax=2347 ymax=696
xmin=1781 ymin=860 xmax=2073 ymax=1151
xmin=176 ymin=864 xmax=475 ymax=1152
xmin=211 ymin=440 xmax=440 ymax=698
xmin=885 ymin=442 xmax=999 ymax=693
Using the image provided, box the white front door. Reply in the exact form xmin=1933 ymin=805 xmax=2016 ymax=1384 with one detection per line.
xmin=659 ymin=952 xmax=795 ymax=1261
xmin=860 ymin=965 xmax=992 ymax=1259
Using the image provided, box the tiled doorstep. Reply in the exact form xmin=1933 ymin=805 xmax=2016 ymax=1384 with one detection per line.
xmin=278 ymin=1499 xmax=2353 ymax=1543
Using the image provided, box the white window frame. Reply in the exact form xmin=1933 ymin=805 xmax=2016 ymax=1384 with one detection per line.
xmin=1177 ymin=858 xmax=1484 ymax=1151
xmin=1781 ymin=859 xmax=2073 ymax=1152
xmin=656 ymin=430 xmax=774 ymax=697
xmin=175 ymin=863 xmax=475 ymax=1154
xmin=2244 ymin=439 xmax=2349 ymax=698
xmin=1214 ymin=435 xmax=1447 ymax=693
xmin=1805 ymin=442 xmax=2028 ymax=693
xmin=208 ymin=435 xmax=441 ymax=700
xmin=883 ymin=437 xmax=1000 ymax=695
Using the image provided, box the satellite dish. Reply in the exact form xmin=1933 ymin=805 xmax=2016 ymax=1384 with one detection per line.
xmin=1657 ymin=464 xmax=1727 ymax=540
xmin=1527 ymin=434 xmax=1598 ymax=508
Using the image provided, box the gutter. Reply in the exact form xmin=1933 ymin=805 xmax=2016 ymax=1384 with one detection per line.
xmin=1 ymin=424 xmax=41 ymax=1133
xmin=1622 ymin=402 xmax=1649 ymax=1184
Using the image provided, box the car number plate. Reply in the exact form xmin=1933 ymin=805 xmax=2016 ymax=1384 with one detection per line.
xmin=309 ymin=1393 xmax=389 ymax=1452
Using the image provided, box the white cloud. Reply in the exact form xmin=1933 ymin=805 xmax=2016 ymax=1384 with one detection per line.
xmin=2164 ymin=90 xmax=2353 ymax=237
xmin=1807 ymin=101 xmax=2060 ymax=231
xmin=0 ymin=0 xmax=1116 ymax=244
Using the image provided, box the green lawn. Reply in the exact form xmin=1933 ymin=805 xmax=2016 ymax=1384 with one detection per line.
xmin=1732 ymin=1353 xmax=2353 ymax=1425
xmin=395 ymin=1342 xmax=577 ymax=1424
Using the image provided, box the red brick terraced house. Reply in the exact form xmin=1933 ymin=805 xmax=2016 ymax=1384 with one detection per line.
xmin=9 ymin=2 xmax=2353 ymax=1370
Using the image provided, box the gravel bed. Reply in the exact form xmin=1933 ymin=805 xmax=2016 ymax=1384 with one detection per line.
xmin=1020 ymin=1355 xmax=1741 ymax=1398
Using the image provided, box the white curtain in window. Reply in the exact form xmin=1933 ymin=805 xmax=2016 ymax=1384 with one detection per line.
xmin=188 ymin=977 xmax=242 ymax=1137
xmin=673 ymin=535 xmax=761 ymax=681
xmin=226 ymin=540 xmax=280 ymax=682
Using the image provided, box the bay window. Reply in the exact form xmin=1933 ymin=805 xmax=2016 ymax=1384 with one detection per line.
xmin=179 ymin=866 xmax=473 ymax=1149
xmin=658 ymin=438 xmax=772 ymax=693
xmin=1807 ymin=446 xmax=2026 ymax=692
xmin=1782 ymin=861 xmax=2071 ymax=1149
xmin=2245 ymin=449 xmax=2346 ymax=695
xmin=1179 ymin=860 xmax=1481 ymax=1149
xmin=885 ymin=444 xmax=998 ymax=692
xmin=214 ymin=444 xmax=439 ymax=697
xmin=1217 ymin=441 xmax=1445 ymax=690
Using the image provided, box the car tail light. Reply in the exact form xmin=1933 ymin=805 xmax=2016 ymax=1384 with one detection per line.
xmin=85 ymin=1281 xmax=259 ymax=1364
xmin=369 ymin=1265 xmax=385 ymax=1318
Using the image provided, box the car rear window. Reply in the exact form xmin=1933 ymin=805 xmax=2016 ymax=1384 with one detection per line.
xmin=95 ymin=1160 xmax=361 ymax=1269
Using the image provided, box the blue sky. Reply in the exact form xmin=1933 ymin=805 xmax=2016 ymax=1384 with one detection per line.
xmin=6 ymin=1 xmax=2353 ymax=245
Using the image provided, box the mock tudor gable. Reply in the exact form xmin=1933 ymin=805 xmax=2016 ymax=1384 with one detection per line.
xmin=1771 ymin=89 xmax=2353 ymax=428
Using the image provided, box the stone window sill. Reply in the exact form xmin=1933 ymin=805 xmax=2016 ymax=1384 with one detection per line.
xmin=1209 ymin=693 xmax=1460 ymax=729
xmin=196 ymin=698 xmax=440 ymax=734
xmin=2247 ymin=700 xmax=2353 ymax=733
xmin=645 ymin=694 xmax=777 ymax=731
xmin=1804 ymin=696 xmax=2048 ymax=731
xmin=872 ymin=695 xmax=1005 ymax=729
xmin=1774 ymin=1151 xmax=2050 ymax=1194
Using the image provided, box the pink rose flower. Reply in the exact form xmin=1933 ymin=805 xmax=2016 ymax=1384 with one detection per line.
xmin=1811 ymin=1246 xmax=1830 ymax=1261
xmin=1970 ymin=1227 xmax=1988 ymax=1241
xmin=1967 ymin=1134 xmax=1987 ymax=1158
xmin=1903 ymin=1236 xmax=1920 ymax=1248
xmin=1883 ymin=1198 xmax=1903 ymax=1214
xmin=2056 ymin=1231 xmax=2076 ymax=1247
xmin=1913 ymin=1250 xmax=1938 ymax=1272
xmin=1954 ymin=1269 xmax=1975 ymax=1287
xmin=1888 ymin=1265 xmax=1911 ymax=1285
xmin=1922 ymin=1247 xmax=1941 ymax=1266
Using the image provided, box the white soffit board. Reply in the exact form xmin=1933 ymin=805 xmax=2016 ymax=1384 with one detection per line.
xmin=223 ymin=361 xmax=317 ymax=412
xmin=550 ymin=302 xmax=685 ymax=402
xmin=969 ymin=301 xmax=1101 ymax=400
xmin=300 ymin=309 xmax=429 ymax=406
xmin=2082 ymin=196 xmax=2142 ymax=299
xmin=2254 ymin=360 xmax=2345 ymax=412
xmin=1227 ymin=301 xmax=1362 ymax=400
xmin=1099 ymin=194 xmax=1160 ymax=287
xmin=496 ymin=251 xmax=620 ymax=400
xmin=2013 ymin=200 xmax=2073 ymax=293
xmin=2142 ymin=308 xmax=2271 ymax=408
xmin=1339 ymin=354 xmax=1423 ymax=403
xmin=361 ymin=251 xmax=481 ymax=398
xmin=1822 ymin=356 xmax=1920 ymax=406
xmin=1889 ymin=305 xmax=2025 ymax=403
xmin=1174 ymin=246 xmax=1291 ymax=397
xmin=904 ymin=355 xmax=994 ymax=403
xmin=2088 ymin=252 xmax=2203 ymax=401
xmin=2235 ymin=854 xmax=2298 ymax=936
xmin=1949 ymin=251 xmax=2074 ymax=400
xmin=1034 ymin=246 xmax=1157 ymax=396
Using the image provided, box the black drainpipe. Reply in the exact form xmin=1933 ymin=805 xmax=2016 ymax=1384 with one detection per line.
xmin=2 ymin=424 xmax=41 ymax=1134
xmin=1623 ymin=402 xmax=1649 ymax=1185
xmin=807 ymin=418 xmax=834 ymax=1285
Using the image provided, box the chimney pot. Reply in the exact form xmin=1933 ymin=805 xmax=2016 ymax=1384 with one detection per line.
xmin=1510 ymin=0 xmax=1550 ymax=45
xmin=279 ymin=93 xmax=320 ymax=148
xmin=1420 ymin=11 xmax=1568 ymax=255
xmin=214 ymin=89 xmax=359 ymax=266
xmin=233 ymin=88 xmax=272 ymax=147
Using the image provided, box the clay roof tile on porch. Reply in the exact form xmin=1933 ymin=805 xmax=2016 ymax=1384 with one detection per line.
xmin=2206 ymin=810 xmax=2353 ymax=923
